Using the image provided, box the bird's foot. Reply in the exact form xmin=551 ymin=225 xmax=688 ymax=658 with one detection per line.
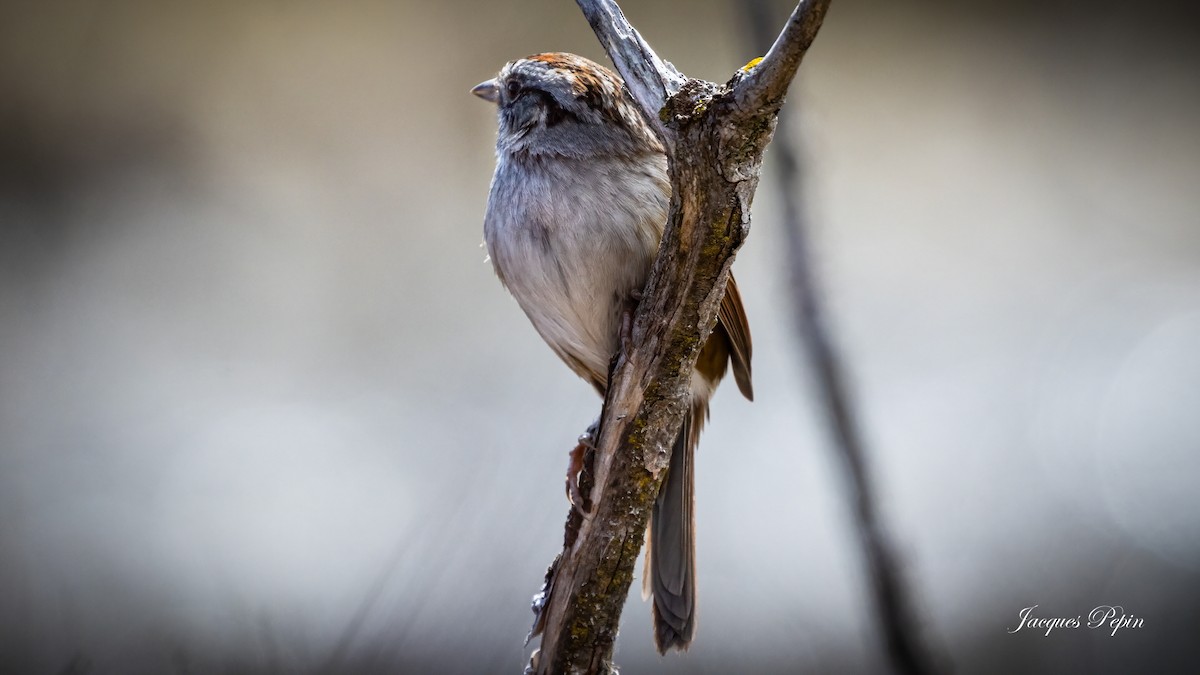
xmin=578 ymin=420 xmax=599 ymax=449
xmin=566 ymin=421 xmax=600 ymax=516
xmin=565 ymin=442 xmax=588 ymax=514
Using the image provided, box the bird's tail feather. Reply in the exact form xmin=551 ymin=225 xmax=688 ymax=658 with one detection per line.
xmin=644 ymin=401 xmax=705 ymax=652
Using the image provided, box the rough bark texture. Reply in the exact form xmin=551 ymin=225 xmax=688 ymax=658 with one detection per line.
xmin=528 ymin=2 xmax=831 ymax=674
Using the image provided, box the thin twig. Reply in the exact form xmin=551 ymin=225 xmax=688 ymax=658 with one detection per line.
xmin=746 ymin=3 xmax=944 ymax=674
xmin=573 ymin=0 xmax=685 ymax=145
xmin=735 ymin=0 xmax=831 ymax=113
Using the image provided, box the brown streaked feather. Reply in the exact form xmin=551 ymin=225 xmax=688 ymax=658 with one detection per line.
xmin=694 ymin=325 xmax=730 ymax=389
xmin=717 ymin=273 xmax=754 ymax=401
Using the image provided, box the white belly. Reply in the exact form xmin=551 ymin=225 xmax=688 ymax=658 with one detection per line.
xmin=484 ymin=153 xmax=668 ymax=388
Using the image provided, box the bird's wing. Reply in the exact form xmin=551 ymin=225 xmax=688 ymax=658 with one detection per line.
xmin=717 ymin=272 xmax=754 ymax=401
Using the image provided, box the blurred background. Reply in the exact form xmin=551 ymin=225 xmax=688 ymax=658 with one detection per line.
xmin=2 ymin=0 xmax=1198 ymax=672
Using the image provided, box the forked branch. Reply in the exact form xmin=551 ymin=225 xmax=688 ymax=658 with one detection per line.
xmin=528 ymin=2 xmax=831 ymax=673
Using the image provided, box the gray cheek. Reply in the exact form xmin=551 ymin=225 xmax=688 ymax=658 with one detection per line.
xmin=502 ymin=96 xmax=542 ymax=136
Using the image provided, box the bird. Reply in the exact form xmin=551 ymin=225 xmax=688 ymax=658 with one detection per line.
xmin=473 ymin=52 xmax=753 ymax=653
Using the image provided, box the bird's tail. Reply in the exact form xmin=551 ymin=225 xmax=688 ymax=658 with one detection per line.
xmin=644 ymin=401 xmax=705 ymax=652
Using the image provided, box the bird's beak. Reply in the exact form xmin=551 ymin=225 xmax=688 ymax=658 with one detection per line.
xmin=471 ymin=79 xmax=500 ymax=103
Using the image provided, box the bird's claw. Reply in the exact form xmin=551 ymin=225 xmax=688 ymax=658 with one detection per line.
xmin=578 ymin=421 xmax=599 ymax=449
xmin=566 ymin=442 xmax=591 ymax=516
xmin=620 ymin=307 xmax=635 ymax=356
xmin=566 ymin=420 xmax=601 ymax=516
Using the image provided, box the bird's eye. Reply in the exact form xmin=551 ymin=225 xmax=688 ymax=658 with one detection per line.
xmin=505 ymin=80 xmax=521 ymax=98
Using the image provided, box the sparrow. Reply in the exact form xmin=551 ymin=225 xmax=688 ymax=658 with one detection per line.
xmin=473 ymin=52 xmax=753 ymax=652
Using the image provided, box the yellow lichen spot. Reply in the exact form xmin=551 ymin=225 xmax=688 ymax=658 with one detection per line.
xmin=740 ymin=57 xmax=764 ymax=72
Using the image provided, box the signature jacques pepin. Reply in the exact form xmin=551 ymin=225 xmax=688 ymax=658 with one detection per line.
xmin=1008 ymin=605 xmax=1145 ymax=636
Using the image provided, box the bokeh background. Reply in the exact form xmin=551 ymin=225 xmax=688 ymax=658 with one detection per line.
xmin=2 ymin=0 xmax=1198 ymax=673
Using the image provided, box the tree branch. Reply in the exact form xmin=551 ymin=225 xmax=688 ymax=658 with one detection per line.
xmin=734 ymin=0 xmax=831 ymax=114
xmin=528 ymin=3 xmax=831 ymax=674
xmin=573 ymin=0 xmax=685 ymax=145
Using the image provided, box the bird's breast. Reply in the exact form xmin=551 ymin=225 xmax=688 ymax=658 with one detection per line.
xmin=484 ymin=152 xmax=669 ymax=387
